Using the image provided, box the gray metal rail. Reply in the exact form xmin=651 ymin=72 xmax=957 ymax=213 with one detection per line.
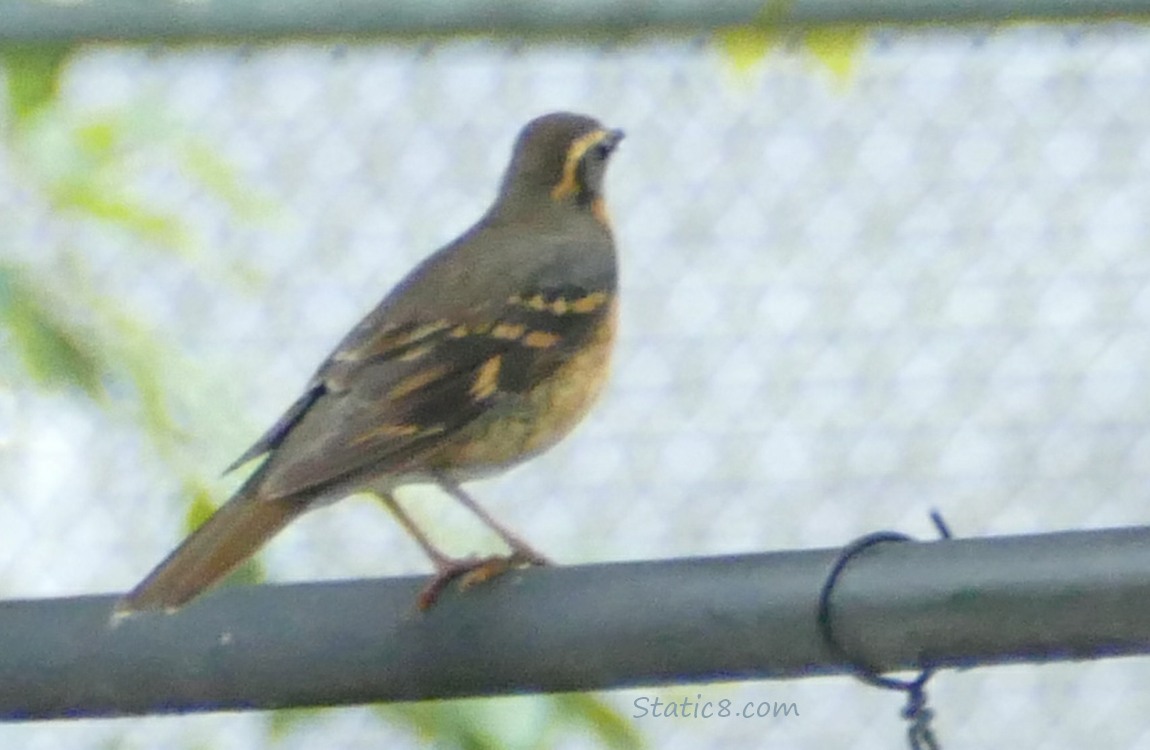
xmin=2 ymin=525 xmax=1149 ymax=720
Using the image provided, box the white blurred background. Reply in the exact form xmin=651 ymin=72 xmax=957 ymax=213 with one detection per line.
xmin=3 ymin=23 xmax=1150 ymax=749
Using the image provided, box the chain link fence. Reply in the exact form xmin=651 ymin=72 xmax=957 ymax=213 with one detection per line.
xmin=3 ymin=20 xmax=1150 ymax=749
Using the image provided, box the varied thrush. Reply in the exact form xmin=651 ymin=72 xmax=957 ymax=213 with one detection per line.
xmin=116 ymin=112 xmax=624 ymax=614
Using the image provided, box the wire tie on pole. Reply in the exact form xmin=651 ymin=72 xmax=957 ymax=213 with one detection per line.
xmin=816 ymin=511 xmax=953 ymax=750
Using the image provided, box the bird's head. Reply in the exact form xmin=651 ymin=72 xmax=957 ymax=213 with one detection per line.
xmin=498 ymin=112 xmax=625 ymax=210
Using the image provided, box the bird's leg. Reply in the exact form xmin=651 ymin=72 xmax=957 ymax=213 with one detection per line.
xmin=376 ymin=492 xmax=458 ymax=571
xmin=434 ymin=474 xmax=552 ymax=566
xmin=377 ymin=492 xmax=521 ymax=609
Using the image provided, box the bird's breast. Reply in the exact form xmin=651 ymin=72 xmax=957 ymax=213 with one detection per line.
xmin=429 ymin=298 xmax=618 ymax=478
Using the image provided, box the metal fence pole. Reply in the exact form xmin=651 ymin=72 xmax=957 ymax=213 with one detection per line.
xmin=1 ymin=0 xmax=1150 ymax=43
xmin=2 ymin=524 xmax=1150 ymax=721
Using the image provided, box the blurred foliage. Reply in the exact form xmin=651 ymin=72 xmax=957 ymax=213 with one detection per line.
xmin=1 ymin=43 xmax=71 ymax=124
xmin=1 ymin=42 xmax=641 ymax=750
xmin=718 ymin=24 xmax=867 ymax=82
xmin=716 ymin=1 xmax=867 ymax=83
xmin=379 ymin=694 xmax=641 ymax=750
xmin=268 ymin=694 xmax=642 ymax=750
xmin=0 ymin=263 xmax=105 ymax=397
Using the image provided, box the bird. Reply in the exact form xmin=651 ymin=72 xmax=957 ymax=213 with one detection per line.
xmin=115 ymin=112 xmax=624 ymax=616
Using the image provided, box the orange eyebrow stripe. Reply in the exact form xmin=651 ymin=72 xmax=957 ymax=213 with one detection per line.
xmin=550 ymin=129 xmax=610 ymax=201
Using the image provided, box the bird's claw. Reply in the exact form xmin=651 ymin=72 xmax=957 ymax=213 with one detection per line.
xmin=417 ymin=551 xmax=549 ymax=610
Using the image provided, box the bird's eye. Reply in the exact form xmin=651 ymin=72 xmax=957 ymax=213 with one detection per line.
xmin=591 ymin=142 xmax=611 ymax=160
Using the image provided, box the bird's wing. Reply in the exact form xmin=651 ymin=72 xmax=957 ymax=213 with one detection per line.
xmin=229 ymin=232 xmax=615 ymax=501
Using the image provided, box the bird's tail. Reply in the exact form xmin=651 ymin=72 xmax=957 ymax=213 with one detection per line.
xmin=113 ymin=490 xmax=306 ymax=618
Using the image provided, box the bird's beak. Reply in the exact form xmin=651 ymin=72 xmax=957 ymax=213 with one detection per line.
xmin=602 ymin=129 xmax=625 ymax=152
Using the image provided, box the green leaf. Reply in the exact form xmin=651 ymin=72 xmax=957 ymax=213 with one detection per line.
xmin=376 ymin=694 xmax=642 ymax=750
xmin=716 ymin=25 xmax=780 ymax=76
xmin=1 ymin=43 xmax=73 ymax=124
xmin=51 ymin=180 xmax=185 ymax=244
xmin=88 ymin=303 xmax=180 ymax=438
xmin=714 ymin=2 xmax=867 ymax=83
xmin=715 ymin=0 xmax=790 ymax=76
xmin=184 ymin=482 xmax=221 ymax=531
xmin=804 ymin=25 xmax=868 ymax=84
xmin=267 ymin=707 xmax=327 ymax=741
xmin=552 ymin=694 xmax=643 ymax=750
xmin=0 ymin=264 xmax=104 ymax=396
xmin=181 ymin=141 xmax=274 ymax=218
xmin=380 ymin=699 xmax=528 ymax=750
xmin=74 ymin=119 xmax=119 ymax=160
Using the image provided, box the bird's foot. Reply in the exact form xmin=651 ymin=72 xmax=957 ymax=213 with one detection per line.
xmin=417 ymin=550 xmax=550 ymax=610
